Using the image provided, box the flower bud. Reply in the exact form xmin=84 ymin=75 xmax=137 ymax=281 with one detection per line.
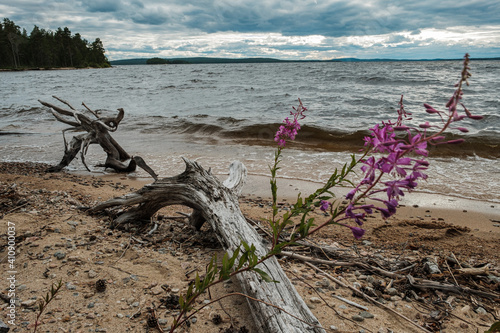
xmin=446 ymin=139 xmax=465 ymax=144
xmin=468 ymin=115 xmax=484 ymax=120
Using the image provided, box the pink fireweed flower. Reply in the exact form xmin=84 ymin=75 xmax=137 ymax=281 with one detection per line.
xmin=319 ymin=200 xmax=330 ymax=212
xmin=342 ymin=54 xmax=482 ymax=237
xmin=339 ymin=223 xmax=365 ymax=239
xmin=274 ymin=99 xmax=307 ymax=148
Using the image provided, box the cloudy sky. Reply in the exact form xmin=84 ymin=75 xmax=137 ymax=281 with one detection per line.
xmin=2 ymin=0 xmax=500 ymax=61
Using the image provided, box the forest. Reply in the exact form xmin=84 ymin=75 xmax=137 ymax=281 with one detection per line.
xmin=0 ymin=18 xmax=110 ymax=70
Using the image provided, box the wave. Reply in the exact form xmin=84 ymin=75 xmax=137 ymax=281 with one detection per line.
xmin=130 ymin=116 xmax=500 ymax=159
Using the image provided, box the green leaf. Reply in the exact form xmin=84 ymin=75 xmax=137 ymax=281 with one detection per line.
xmin=485 ymin=321 xmax=500 ymax=333
xmin=228 ymin=248 xmax=240 ymax=269
xmin=178 ymin=295 xmax=185 ymax=309
xmin=237 ymin=251 xmax=249 ymax=270
xmin=252 ymin=268 xmax=279 ymax=283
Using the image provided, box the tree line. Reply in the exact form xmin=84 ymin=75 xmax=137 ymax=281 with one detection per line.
xmin=0 ymin=18 xmax=110 ymax=69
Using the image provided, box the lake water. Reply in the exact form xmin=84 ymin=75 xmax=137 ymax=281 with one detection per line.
xmin=1 ymin=60 xmax=499 ymax=203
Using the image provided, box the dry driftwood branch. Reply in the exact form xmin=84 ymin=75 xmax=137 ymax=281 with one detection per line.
xmin=90 ymin=158 xmax=326 ymax=333
xmin=38 ymin=96 xmax=157 ymax=179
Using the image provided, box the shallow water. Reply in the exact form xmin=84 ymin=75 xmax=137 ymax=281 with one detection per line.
xmin=1 ymin=61 xmax=499 ymax=203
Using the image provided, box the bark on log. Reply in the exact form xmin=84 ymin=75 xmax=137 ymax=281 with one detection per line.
xmin=90 ymin=158 xmax=326 ymax=333
xmin=38 ymin=96 xmax=157 ymax=179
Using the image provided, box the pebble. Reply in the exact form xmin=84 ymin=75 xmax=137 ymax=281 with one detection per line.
xmin=88 ymin=270 xmax=98 ymax=278
xmin=66 ymin=282 xmax=77 ymax=290
xmin=423 ymin=257 xmax=441 ymax=274
xmin=329 ymin=326 xmax=338 ymax=331
xmin=54 ymin=251 xmax=66 ymax=260
xmin=386 ymin=287 xmax=398 ymax=296
xmin=359 ymin=311 xmax=374 ymax=319
xmin=0 ymin=319 xmax=9 ymax=333
xmin=67 ymin=221 xmax=79 ymax=227
xmin=21 ymin=299 xmax=37 ymax=307
xmin=475 ymin=307 xmax=487 ymax=315
xmin=309 ymin=297 xmax=322 ymax=304
xmin=151 ymin=285 xmax=164 ymax=295
xmin=351 ymin=315 xmax=364 ymax=322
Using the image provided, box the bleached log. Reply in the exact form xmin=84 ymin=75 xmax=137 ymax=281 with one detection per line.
xmin=90 ymin=159 xmax=326 ymax=333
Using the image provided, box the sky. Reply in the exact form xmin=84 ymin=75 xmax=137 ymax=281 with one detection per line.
xmin=2 ymin=0 xmax=500 ymax=61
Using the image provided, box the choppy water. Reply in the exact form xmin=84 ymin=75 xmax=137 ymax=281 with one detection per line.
xmin=1 ymin=60 xmax=499 ymax=203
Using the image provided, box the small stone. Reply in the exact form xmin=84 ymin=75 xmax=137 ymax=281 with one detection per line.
xmin=88 ymin=270 xmax=98 ymax=278
xmin=329 ymin=325 xmax=339 ymax=331
xmin=131 ymin=302 xmax=140 ymax=307
xmin=0 ymin=319 xmax=9 ymax=333
xmin=116 ymin=313 xmax=124 ymax=318
xmin=351 ymin=315 xmax=364 ymax=322
xmin=309 ymin=297 xmax=322 ymax=304
xmin=423 ymin=257 xmax=441 ymax=274
xmin=151 ymin=285 xmax=164 ymax=295
xmin=191 ymin=317 xmax=197 ymax=324
xmin=475 ymin=307 xmax=487 ymax=315
xmin=21 ymin=299 xmax=37 ymax=307
xmin=54 ymin=251 xmax=66 ymax=260
xmin=67 ymin=221 xmax=79 ymax=227
xmin=66 ymin=282 xmax=77 ymax=290
xmin=359 ymin=311 xmax=374 ymax=319
xmin=488 ymin=275 xmax=500 ymax=283
xmin=87 ymin=302 xmax=95 ymax=308
xmin=386 ymin=287 xmax=398 ymax=296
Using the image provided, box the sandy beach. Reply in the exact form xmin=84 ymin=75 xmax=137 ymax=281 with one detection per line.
xmin=0 ymin=162 xmax=498 ymax=333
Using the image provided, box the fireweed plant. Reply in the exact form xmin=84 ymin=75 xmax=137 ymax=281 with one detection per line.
xmin=168 ymin=54 xmax=481 ymax=332
xmin=269 ymin=53 xmax=482 ymax=244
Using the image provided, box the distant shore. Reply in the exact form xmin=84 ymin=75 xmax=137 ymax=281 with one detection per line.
xmin=0 ymin=66 xmax=109 ymax=72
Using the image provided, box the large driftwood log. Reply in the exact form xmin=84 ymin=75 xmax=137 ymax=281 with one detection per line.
xmin=38 ymin=96 xmax=157 ymax=179
xmin=90 ymin=158 xmax=326 ymax=333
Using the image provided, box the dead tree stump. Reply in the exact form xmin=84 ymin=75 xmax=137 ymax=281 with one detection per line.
xmin=38 ymin=96 xmax=157 ymax=179
xmin=90 ymin=158 xmax=326 ymax=333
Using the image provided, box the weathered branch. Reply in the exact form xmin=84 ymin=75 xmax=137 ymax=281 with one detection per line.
xmin=39 ymin=97 xmax=157 ymax=179
xmin=90 ymin=159 xmax=326 ymax=333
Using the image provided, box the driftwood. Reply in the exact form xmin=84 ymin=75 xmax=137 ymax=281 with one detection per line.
xmin=90 ymin=158 xmax=326 ymax=333
xmin=38 ymin=96 xmax=157 ymax=179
